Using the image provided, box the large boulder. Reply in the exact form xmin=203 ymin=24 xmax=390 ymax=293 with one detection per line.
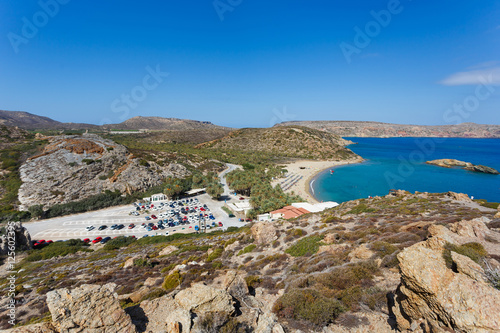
xmin=175 ymin=283 xmax=235 ymax=315
xmin=251 ymin=222 xmax=277 ymax=245
xmin=129 ymin=294 xmax=191 ymax=333
xmin=128 ymin=283 xmax=235 ymax=332
xmin=46 ymin=283 xmax=136 ymax=333
xmin=393 ymin=220 xmax=500 ymax=332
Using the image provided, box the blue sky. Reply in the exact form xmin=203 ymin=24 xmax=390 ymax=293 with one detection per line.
xmin=1 ymin=0 xmax=499 ymax=128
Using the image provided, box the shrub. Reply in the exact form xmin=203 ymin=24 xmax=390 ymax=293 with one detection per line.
xmin=103 ymin=236 xmax=136 ymax=251
xmin=346 ymin=204 xmax=376 ymax=215
xmin=484 ymin=260 xmax=500 ymax=290
xmin=316 ymin=260 xmax=379 ymax=291
xmin=370 ymin=241 xmax=398 ymax=257
xmin=285 ymin=235 xmax=323 ymax=257
xmin=82 ymin=158 xmax=94 ymax=165
xmin=237 ymin=244 xmax=256 ymax=256
xmin=245 ymin=275 xmax=262 ymax=289
xmin=273 ymin=288 xmax=345 ymax=326
xmin=207 ymin=248 xmax=224 ymax=262
xmin=162 ymin=270 xmax=182 ymax=291
xmin=140 ymin=288 xmax=167 ymax=302
xmin=133 ymin=258 xmax=153 ymax=267
xmin=443 ymin=242 xmax=488 ymax=268
xmin=24 ymin=239 xmax=91 ymax=262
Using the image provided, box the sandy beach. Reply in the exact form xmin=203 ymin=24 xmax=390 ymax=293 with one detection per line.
xmin=272 ymin=158 xmax=364 ymax=203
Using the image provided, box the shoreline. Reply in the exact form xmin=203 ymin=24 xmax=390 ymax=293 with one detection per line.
xmin=272 ymin=157 xmax=364 ymax=204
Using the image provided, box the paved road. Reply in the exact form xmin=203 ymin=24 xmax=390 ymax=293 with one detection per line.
xmin=23 ymin=164 xmax=248 ymax=241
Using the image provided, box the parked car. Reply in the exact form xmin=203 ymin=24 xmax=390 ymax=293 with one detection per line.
xmin=98 ymin=225 xmax=107 ymax=231
xmin=86 ymin=226 xmax=94 ymax=231
xmin=128 ymin=223 xmax=135 ymax=229
xmin=92 ymin=237 xmax=103 ymax=243
xmin=83 ymin=238 xmax=90 ymax=243
xmin=100 ymin=237 xmax=111 ymax=244
xmin=218 ymin=222 xmax=223 ymax=227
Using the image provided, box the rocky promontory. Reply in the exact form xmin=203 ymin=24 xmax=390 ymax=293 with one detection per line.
xmin=18 ymin=134 xmax=189 ymax=210
xmin=427 ymin=158 xmax=499 ymax=175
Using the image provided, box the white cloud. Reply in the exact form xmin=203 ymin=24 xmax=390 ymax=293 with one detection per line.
xmin=439 ymin=66 xmax=500 ymax=86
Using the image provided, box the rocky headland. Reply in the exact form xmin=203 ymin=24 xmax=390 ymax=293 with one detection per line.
xmin=426 ymin=159 xmax=499 ymax=175
xmin=17 ymin=134 xmax=189 ymax=210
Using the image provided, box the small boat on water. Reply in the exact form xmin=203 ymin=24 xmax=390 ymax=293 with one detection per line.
xmin=330 ymin=170 xmax=334 ymax=174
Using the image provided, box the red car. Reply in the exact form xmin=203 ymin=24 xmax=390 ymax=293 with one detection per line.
xmin=218 ymin=222 xmax=223 ymax=227
xmin=239 ymin=197 xmax=245 ymax=200
xmin=152 ymin=225 xmax=158 ymax=230
xmin=83 ymin=238 xmax=90 ymax=243
xmin=128 ymin=223 xmax=135 ymax=229
xmin=92 ymin=237 xmax=103 ymax=244
xmin=151 ymin=215 xmax=157 ymax=219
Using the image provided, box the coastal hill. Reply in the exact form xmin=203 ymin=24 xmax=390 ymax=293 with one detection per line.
xmin=196 ymin=126 xmax=359 ymax=161
xmin=104 ymin=116 xmax=232 ymax=131
xmin=276 ymin=121 xmax=500 ymax=138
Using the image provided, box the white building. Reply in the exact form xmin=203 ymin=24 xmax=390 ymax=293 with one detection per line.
xmin=143 ymin=193 xmax=167 ymax=202
xmin=291 ymin=201 xmax=339 ymax=213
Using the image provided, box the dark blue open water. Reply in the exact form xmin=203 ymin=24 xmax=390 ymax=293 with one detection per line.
xmin=311 ymin=138 xmax=500 ymax=203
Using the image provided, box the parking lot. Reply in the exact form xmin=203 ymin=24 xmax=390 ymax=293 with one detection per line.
xmin=24 ymin=192 xmax=247 ymax=243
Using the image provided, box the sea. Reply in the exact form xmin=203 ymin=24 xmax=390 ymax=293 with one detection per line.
xmin=311 ymin=137 xmax=500 ymax=204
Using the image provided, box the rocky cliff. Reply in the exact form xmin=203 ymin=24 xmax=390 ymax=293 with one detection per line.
xmin=18 ymin=134 xmax=189 ymax=210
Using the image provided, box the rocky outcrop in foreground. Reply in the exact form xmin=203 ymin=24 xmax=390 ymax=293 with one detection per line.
xmin=393 ymin=218 xmax=500 ymax=332
xmin=18 ymin=134 xmax=189 ymax=210
xmin=427 ymin=159 xmax=499 ymax=175
xmin=6 ymin=276 xmax=285 ymax=333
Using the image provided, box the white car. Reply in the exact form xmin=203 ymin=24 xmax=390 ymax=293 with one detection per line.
xmin=86 ymin=226 xmax=95 ymax=231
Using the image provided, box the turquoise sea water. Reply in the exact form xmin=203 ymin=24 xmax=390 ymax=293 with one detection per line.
xmin=311 ymin=138 xmax=500 ymax=203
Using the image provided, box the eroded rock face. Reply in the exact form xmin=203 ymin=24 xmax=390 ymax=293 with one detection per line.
xmin=251 ymin=222 xmax=278 ymax=245
xmin=46 ymin=283 xmax=136 ymax=333
xmin=446 ymin=191 xmax=473 ymax=202
xmin=393 ymin=219 xmax=500 ymax=332
xmin=18 ymin=134 xmax=189 ymax=210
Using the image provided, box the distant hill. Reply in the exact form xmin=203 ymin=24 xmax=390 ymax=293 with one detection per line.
xmin=0 ymin=110 xmax=100 ymax=130
xmin=105 ymin=116 xmax=231 ymax=131
xmin=0 ymin=111 xmax=230 ymax=132
xmin=196 ymin=126 xmax=359 ymax=161
xmin=276 ymin=121 xmax=500 ymax=138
